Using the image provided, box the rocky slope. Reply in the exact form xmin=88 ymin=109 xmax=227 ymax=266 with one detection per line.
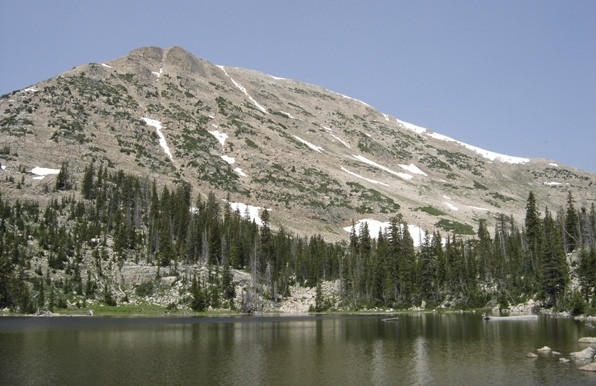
xmin=1 ymin=46 xmax=594 ymax=240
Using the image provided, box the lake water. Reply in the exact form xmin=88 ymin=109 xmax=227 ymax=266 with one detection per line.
xmin=1 ymin=313 xmax=595 ymax=385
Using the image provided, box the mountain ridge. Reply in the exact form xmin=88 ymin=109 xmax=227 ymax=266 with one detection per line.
xmin=1 ymin=45 xmax=594 ymax=240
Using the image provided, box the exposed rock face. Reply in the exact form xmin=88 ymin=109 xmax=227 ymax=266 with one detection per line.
xmin=1 ymin=45 xmax=594 ymax=241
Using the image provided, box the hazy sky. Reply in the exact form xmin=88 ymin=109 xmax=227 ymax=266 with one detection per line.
xmin=1 ymin=1 xmax=594 ymax=172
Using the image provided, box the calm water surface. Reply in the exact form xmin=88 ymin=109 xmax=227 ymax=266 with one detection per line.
xmin=1 ymin=313 xmax=595 ymax=385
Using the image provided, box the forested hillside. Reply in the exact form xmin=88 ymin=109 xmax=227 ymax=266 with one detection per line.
xmin=1 ymin=163 xmax=594 ymax=315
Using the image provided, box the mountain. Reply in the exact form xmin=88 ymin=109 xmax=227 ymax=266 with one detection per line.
xmin=1 ymin=46 xmax=594 ymax=240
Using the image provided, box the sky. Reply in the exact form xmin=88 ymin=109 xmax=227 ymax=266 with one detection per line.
xmin=1 ymin=1 xmax=595 ymax=172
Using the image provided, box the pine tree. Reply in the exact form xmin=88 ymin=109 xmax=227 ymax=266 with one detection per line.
xmin=190 ymin=275 xmax=206 ymax=312
xmin=564 ymin=191 xmax=580 ymax=252
xmin=539 ymin=207 xmax=568 ymax=307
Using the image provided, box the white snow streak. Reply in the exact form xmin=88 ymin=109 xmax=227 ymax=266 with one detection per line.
xmin=543 ymin=182 xmax=568 ymax=186
xmin=395 ymin=117 xmax=528 ymax=165
xmin=279 ymin=111 xmax=295 ymax=119
xmin=209 ymin=129 xmax=228 ymax=147
xmin=218 ymin=65 xmax=269 ymax=114
xmin=101 ymin=63 xmax=112 ymax=68
xmin=0 ymin=165 xmax=6 ymax=171
xmin=469 ymin=206 xmax=489 ymax=211
xmin=142 ymin=118 xmax=174 ymax=161
xmin=352 ymin=155 xmax=413 ymax=180
xmin=221 ymin=155 xmax=235 ymax=164
xmin=341 ymin=167 xmax=389 ymax=186
xmin=549 ymin=163 xmax=559 ymax=167
xmin=323 ymin=127 xmax=351 ymax=148
xmin=234 ymin=168 xmax=247 ymax=177
xmin=396 ymin=118 xmax=427 ymax=134
xmin=24 ymin=87 xmax=39 ymax=93
xmin=427 ymin=131 xmax=529 ymax=164
xmin=330 ymin=133 xmax=351 ymax=148
xmin=444 ymin=202 xmax=459 ymax=211
xmin=399 ymin=163 xmax=427 ymax=176
xmin=294 ymin=135 xmax=324 ymax=153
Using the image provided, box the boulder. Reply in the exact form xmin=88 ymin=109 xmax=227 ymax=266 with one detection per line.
xmin=559 ymin=358 xmax=570 ymax=363
xmin=579 ymin=363 xmax=596 ymax=372
xmin=537 ymin=346 xmax=552 ymax=353
xmin=160 ymin=276 xmax=178 ymax=287
xmin=525 ymin=353 xmax=538 ymax=358
xmin=578 ymin=337 xmax=596 ymax=344
xmin=570 ymin=346 xmax=596 ymax=360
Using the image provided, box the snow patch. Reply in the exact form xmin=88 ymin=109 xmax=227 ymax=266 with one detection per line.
xmin=268 ymin=74 xmax=287 ymax=81
xmin=234 ymin=168 xmax=247 ymax=177
xmin=152 ymin=68 xmax=163 ymax=78
xmin=23 ymin=87 xmax=39 ymax=93
xmin=343 ymin=219 xmax=428 ymax=247
xmin=549 ymin=163 xmax=559 ymax=167
xmin=31 ymin=167 xmax=60 ymax=176
xmin=352 ymin=155 xmax=413 ymax=180
xmin=382 ymin=113 xmax=390 ymax=121
xmin=228 ymin=202 xmax=267 ymax=226
xmin=444 ymin=202 xmax=459 ymax=211
xmin=543 ymin=182 xmax=568 ymax=186
xmin=221 ymin=155 xmax=235 ymax=164
xmin=399 ymin=163 xmax=427 ymax=176
xmin=294 ymin=135 xmax=323 ymax=153
xmin=443 ymin=195 xmax=451 ymax=200
xmin=0 ymin=165 xmax=6 ymax=171
xmin=469 ymin=206 xmax=489 ymax=211
xmin=209 ymin=130 xmax=228 ymax=147
xmin=142 ymin=118 xmax=173 ymax=161
xmin=101 ymin=63 xmax=112 ymax=68
xmin=279 ymin=111 xmax=295 ymax=119
xmin=218 ymin=65 xmax=269 ymax=114
xmin=396 ymin=118 xmax=427 ymax=134
xmin=341 ymin=167 xmax=389 ymax=186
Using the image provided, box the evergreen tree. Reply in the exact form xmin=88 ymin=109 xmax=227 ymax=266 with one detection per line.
xmin=539 ymin=207 xmax=568 ymax=307
xmin=190 ymin=275 xmax=206 ymax=312
xmin=564 ymin=191 xmax=580 ymax=252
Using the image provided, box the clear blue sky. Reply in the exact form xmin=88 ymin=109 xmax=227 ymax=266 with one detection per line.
xmin=1 ymin=1 xmax=595 ymax=172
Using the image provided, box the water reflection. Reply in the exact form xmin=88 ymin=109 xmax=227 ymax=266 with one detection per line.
xmin=0 ymin=314 xmax=594 ymax=385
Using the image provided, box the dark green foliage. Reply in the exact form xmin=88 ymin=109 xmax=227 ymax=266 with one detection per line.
xmin=135 ymin=281 xmax=155 ymax=297
xmin=190 ymin=275 xmax=206 ymax=312
xmin=55 ymin=161 xmax=72 ymax=191
xmin=0 ymin=162 xmax=593 ymax=315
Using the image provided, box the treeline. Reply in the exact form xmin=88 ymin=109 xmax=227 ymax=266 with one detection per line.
xmin=0 ymin=162 xmax=595 ymax=314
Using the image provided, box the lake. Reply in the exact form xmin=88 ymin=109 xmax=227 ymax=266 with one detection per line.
xmin=1 ymin=313 xmax=595 ymax=385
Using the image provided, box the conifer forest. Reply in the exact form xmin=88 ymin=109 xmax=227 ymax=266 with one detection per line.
xmin=1 ymin=162 xmax=595 ymax=315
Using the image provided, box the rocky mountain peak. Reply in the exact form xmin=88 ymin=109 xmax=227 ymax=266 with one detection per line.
xmin=0 ymin=46 xmax=594 ymax=241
